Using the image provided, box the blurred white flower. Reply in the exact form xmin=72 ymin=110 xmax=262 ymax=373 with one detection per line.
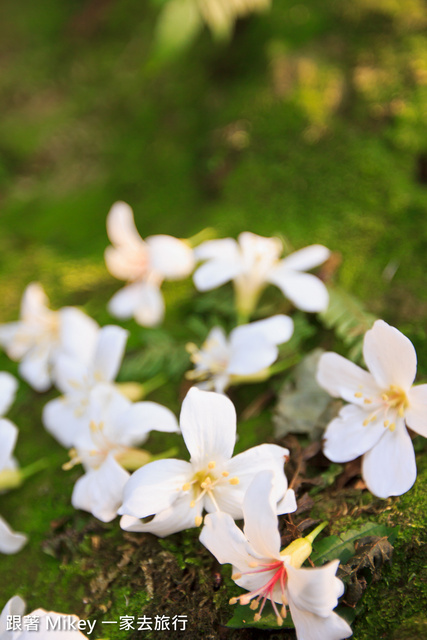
xmin=0 ymin=416 xmax=27 ymax=555
xmin=199 ymin=0 xmax=271 ymax=39
xmin=193 ymin=232 xmax=330 ymax=319
xmin=105 ymin=201 xmax=195 ymax=326
xmin=200 ymin=471 xmax=352 ymax=639
xmin=119 ymin=387 xmax=295 ymax=537
xmin=186 ymin=315 xmax=294 ymax=393
xmin=43 ymin=325 xmax=128 ymax=448
xmin=0 ymin=595 xmax=91 ymax=638
xmin=65 ymin=385 xmax=179 ymax=522
xmin=317 ymin=319 xmax=427 ymax=498
xmin=0 ymin=284 xmax=99 ymax=392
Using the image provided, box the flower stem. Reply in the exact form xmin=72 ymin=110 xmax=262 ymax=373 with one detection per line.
xmin=141 ymin=373 xmax=168 ymax=397
xmin=268 ymin=354 xmax=301 ymax=376
xmin=305 ymin=521 xmax=328 ymax=545
xmin=186 ymin=228 xmax=217 ymax=248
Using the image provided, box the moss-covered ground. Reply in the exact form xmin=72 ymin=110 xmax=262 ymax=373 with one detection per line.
xmin=0 ymin=0 xmax=426 ymax=637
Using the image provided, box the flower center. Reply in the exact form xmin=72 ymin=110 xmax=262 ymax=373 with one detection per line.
xmin=230 ymin=560 xmax=288 ymax=626
xmin=181 ymin=461 xmax=239 ymax=526
xmin=355 ymin=384 xmax=408 ymax=432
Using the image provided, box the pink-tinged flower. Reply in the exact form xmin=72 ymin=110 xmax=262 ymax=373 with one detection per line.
xmin=0 ymin=596 xmax=92 ymax=638
xmin=200 ymin=472 xmax=352 ymax=640
xmin=119 ymin=388 xmax=295 ymax=537
xmin=65 ymin=385 xmax=179 ymax=523
xmin=186 ymin=315 xmax=294 ymax=393
xmin=193 ymin=232 xmax=330 ymax=318
xmin=317 ymin=319 xmax=427 ymax=498
xmin=105 ymin=201 xmax=195 ymax=326
xmin=43 ymin=325 xmax=128 ymax=448
xmin=0 ymin=284 xmax=99 ymax=392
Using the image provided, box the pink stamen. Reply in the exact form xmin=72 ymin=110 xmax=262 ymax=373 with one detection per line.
xmin=235 ymin=560 xmax=288 ymax=622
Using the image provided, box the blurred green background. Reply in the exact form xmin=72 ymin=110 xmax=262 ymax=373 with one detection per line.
xmin=0 ymin=0 xmax=426 ymax=638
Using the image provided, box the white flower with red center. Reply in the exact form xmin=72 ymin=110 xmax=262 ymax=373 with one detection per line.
xmin=43 ymin=325 xmax=128 ymax=448
xmin=200 ymin=471 xmax=352 ymax=640
xmin=105 ymin=201 xmax=195 ymax=327
xmin=65 ymin=384 xmax=179 ymax=523
xmin=0 ymin=382 xmax=27 ymax=554
xmin=0 ymin=596 xmax=90 ymax=638
xmin=0 ymin=284 xmax=99 ymax=392
xmin=186 ymin=315 xmax=294 ymax=393
xmin=317 ymin=319 xmax=427 ymax=498
xmin=119 ymin=387 xmax=296 ymax=537
xmin=193 ymin=232 xmax=330 ymax=319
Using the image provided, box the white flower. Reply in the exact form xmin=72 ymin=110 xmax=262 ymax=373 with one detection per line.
xmin=105 ymin=201 xmax=195 ymax=326
xmin=187 ymin=315 xmax=294 ymax=393
xmin=119 ymin=387 xmax=296 ymax=537
xmin=317 ymin=319 xmax=427 ymax=498
xmin=200 ymin=471 xmax=352 ymax=640
xmin=0 ymin=596 xmax=90 ymax=638
xmin=0 ymin=418 xmax=27 ymax=554
xmin=0 ymin=284 xmax=99 ymax=392
xmin=193 ymin=232 xmax=330 ymax=318
xmin=43 ymin=325 xmax=128 ymax=448
xmin=66 ymin=385 xmax=179 ymax=522
xmin=198 ymin=0 xmax=271 ymax=38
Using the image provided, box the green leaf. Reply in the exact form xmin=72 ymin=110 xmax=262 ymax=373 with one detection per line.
xmin=153 ymin=0 xmax=203 ymax=61
xmin=311 ymin=522 xmax=397 ymax=565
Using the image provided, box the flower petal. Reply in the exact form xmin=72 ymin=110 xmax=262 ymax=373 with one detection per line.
xmin=200 ymin=511 xmax=258 ymax=568
xmin=108 ymin=283 xmax=146 ymax=319
xmin=180 ymin=387 xmax=236 ymax=467
xmin=59 ymin=308 xmax=99 ymax=366
xmin=280 ymin=245 xmax=330 ymax=272
xmin=0 ymin=372 xmax=18 ymax=416
xmin=120 ymin=492 xmax=203 ymax=537
xmin=194 ymin=238 xmax=240 ymax=262
xmin=42 ymin=398 xmax=86 ymax=448
xmin=406 ymin=384 xmax=427 ymax=437
xmin=71 ymin=454 xmax=130 ymax=522
xmin=286 ymin=560 xmax=344 ymax=617
xmin=118 ymin=458 xmax=193 ymax=518
xmin=20 ymin=282 xmax=49 ymax=320
xmin=19 ymin=348 xmax=51 ymax=392
xmin=53 ymin=353 xmax=88 ymax=395
xmin=146 ymin=235 xmax=195 ymax=279
xmin=362 ymin=421 xmax=417 ymax=498
xmin=317 ymin=352 xmax=380 ymax=407
xmin=227 ymin=338 xmax=277 ymax=376
xmin=0 ymin=596 xmax=26 ymax=632
xmin=323 ymin=404 xmax=387 ymax=463
xmin=276 ymin=488 xmax=297 ymax=515
xmin=363 ymin=320 xmax=417 ymax=390
xmin=0 ymin=515 xmax=27 ymax=554
xmin=0 ymin=419 xmax=18 ymax=473
xmin=268 ymin=270 xmax=329 ymax=312
xmin=112 ymin=400 xmax=179 ymax=447
xmin=106 ymin=201 xmax=145 ymax=248
xmin=231 ymin=315 xmax=294 ymax=347
xmin=133 ymin=283 xmax=165 ymax=327
xmin=287 ymin=602 xmax=352 ymax=640
xmin=193 ymin=259 xmax=243 ymax=292
xmin=92 ymin=325 xmax=128 ymax=383
xmin=242 ymin=471 xmax=281 ymax=559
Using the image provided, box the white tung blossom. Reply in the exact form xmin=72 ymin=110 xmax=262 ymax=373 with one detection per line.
xmin=186 ymin=315 xmax=294 ymax=393
xmin=0 ymin=378 xmax=27 ymax=554
xmin=105 ymin=201 xmax=195 ymax=327
xmin=119 ymin=387 xmax=296 ymax=537
xmin=193 ymin=232 xmax=330 ymax=317
xmin=43 ymin=324 xmax=128 ymax=448
xmin=317 ymin=319 xmax=427 ymax=498
xmin=65 ymin=385 xmax=179 ymax=523
xmin=0 ymin=284 xmax=99 ymax=392
xmin=0 ymin=596 xmax=91 ymax=638
xmin=200 ymin=471 xmax=352 ymax=640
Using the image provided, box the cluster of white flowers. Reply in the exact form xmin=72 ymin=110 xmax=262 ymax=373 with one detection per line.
xmin=1 ymin=200 xmax=425 ymax=640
